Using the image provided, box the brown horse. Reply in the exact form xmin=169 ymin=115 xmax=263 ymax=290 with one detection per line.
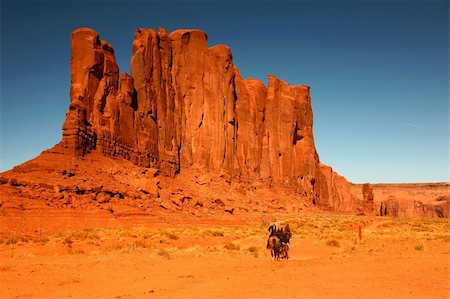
xmin=267 ymin=235 xmax=281 ymax=261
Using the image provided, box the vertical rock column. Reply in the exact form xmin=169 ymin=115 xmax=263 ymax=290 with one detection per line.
xmin=169 ymin=30 xmax=237 ymax=173
xmin=61 ymin=28 xmax=119 ymax=156
xmin=130 ymin=28 xmax=179 ymax=175
xmin=262 ymin=75 xmax=319 ymax=185
xmin=235 ymin=75 xmax=267 ymax=177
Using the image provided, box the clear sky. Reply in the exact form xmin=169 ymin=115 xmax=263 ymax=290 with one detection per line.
xmin=1 ymin=0 xmax=448 ymax=183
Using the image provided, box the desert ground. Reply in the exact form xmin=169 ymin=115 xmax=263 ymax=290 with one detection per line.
xmin=0 ymin=152 xmax=449 ymax=298
xmin=1 ymin=212 xmax=448 ymax=299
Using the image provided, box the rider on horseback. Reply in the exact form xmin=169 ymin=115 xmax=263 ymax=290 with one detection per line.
xmin=266 ymin=223 xmax=291 ymax=258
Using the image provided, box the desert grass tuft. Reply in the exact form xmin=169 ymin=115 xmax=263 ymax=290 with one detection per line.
xmin=5 ymin=234 xmax=18 ymax=245
xmin=211 ymin=230 xmax=224 ymax=237
xmin=34 ymin=236 xmax=50 ymax=244
xmin=224 ymin=242 xmax=240 ymax=251
xmin=326 ymin=239 xmax=340 ymax=247
xmin=157 ymin=248 xmax=171 ymax=259
xmin=63 ymin=236 xmax=73 ymax=246
xmin=248 ymin=245 xmax=259 ymax=253
xmin=414 ymin=243 xmax=424 ymax=251
xmin=164 ymin=232 xmax=179 ymax=240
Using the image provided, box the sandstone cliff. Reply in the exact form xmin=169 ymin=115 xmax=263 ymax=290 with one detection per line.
xmin=59 ymin=27 xmax=371 ymax=213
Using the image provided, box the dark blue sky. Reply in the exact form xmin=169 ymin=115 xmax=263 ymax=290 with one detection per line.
xmin=1 ymin=0 xmax=448 ymax=183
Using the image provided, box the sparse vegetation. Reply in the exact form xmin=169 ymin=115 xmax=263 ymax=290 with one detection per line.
xmin=326 ymin=239 xmax=340 ymax=247
xmin=415 ymin=243 xmax=424 ymax=251
xmin=70 ymin=248 xmax=85 ymax=255
xmin=211 ymin=230 xmax=224 ymax=237
xmin=2 ymin=215 xmax=446 ymax=263
xmin=63 ymin=236 xmax=73 ymax=246
xmin=224 ymin=242 xmax=240 ymax=251
xmin=163 ymin=231 xmax=179 ymax=240
xmin=133 ymin=240 xmax=150 ymax=249
xmin=157 ymin=249 xmax=171 ymax=259
xmin=5 ymin=234 xmax=18 ymax=245
xmin=248 ymin=245 xmax=258 ymax=253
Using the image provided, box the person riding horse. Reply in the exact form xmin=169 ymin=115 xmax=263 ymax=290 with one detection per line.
xmin=266 ymin=223 xmax=291 ymax=258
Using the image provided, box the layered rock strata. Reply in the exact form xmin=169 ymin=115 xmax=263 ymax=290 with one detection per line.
xmin=60 ymin=27 xmax=370 ymax=213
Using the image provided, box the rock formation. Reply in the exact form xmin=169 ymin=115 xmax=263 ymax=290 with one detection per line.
xmin=58 ymin=26 xmax=370 ymax=213
xmin=379 ymin=197 xmax=449 ymax=218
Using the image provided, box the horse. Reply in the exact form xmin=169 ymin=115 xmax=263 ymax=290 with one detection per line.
xmin=267 ymin=235 xmax=281 ymax=261
xmin=267 ymin=223 xmax=291 ymax=260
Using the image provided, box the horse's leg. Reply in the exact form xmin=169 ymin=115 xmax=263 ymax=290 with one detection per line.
xmin=275 ymin=244 xmax=279 ymax=261
xmin=274 ymin=243 xmax=278 ymax=260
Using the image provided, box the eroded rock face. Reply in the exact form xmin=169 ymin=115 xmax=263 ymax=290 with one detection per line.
xmin=379 ymin=198 xmax=449 ymax=218
xmin=59 ymin=26 xmax=369 ymax=213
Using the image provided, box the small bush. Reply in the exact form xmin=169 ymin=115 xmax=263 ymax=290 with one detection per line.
xmin=5 ymin=234 xmax=18 ymax=245
xmin=248 ymin=245 xmax=259 ymax=253
xmin=157 ymin=249 xmax=171 ymax=259
xmin=71 ymin=248 xmax=85 ymax=255
xmin=326 ymin=239 xmax=340 ymax=247
xmin=212 ymin=230 xmax=224 ymax=237
xmin=63 ymin=236 xmax=73 ymax=246
xmin=207 ymin=246 xmax=219 ymax=253
xmin=133 ymin=240 xmax=150 ymax=249
xmin=224 ymin=242 xmax=240 ymax=251
xmin=415 ymin=244 xmax=424 ymax=251
xmin=34 ymin=237 xmax=50 ymax=244
xmin=164 ymin=232 xmax=179 ymax=240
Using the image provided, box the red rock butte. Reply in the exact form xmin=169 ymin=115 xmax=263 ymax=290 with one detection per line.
xmin=58 ymin=27 xmax=364 ymax=213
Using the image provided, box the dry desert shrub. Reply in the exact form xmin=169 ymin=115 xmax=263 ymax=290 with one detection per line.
xmin=70 ymin=248 xmax=85 ymax=255
xmin=326 ymin=239 xmax=340 ymax=247
xmin=200 ymin=229 xmax=224 ymax=237
xmin=108 ymin=243 xmax=125 ymax=251
xmin=5 ymin=234 xmax=18 ymax=245
xmin=163 ymin=231 xmax=179 ymax=240
xmin=7 ymin=234 xmax=31 ymax=244
xmin=414 ymin=243 xmax=424 ymax=251
xmin=211 ymin=230 xmax=225 ymax=237
xmin=248 ymin=245 xmax=259 ymax=253
xmin=34 ymin=236 xmax=50 ymax=244
xmin=157 ymin=248 xmax=171 ymax=259
xmin=224 ymin=242 xmax=240 ymax=251
xmin=248 ymin=245 xmax=259 ymax=257
xmin=63 ymin=236 xmax=73 ymax=246
xmin=122 ymin=241 xmax=150 ymax=253
xmin=133 ymin=240 xmax=151 ymax=249
xmin=207 ymin=246 xmax=219 ymax=253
